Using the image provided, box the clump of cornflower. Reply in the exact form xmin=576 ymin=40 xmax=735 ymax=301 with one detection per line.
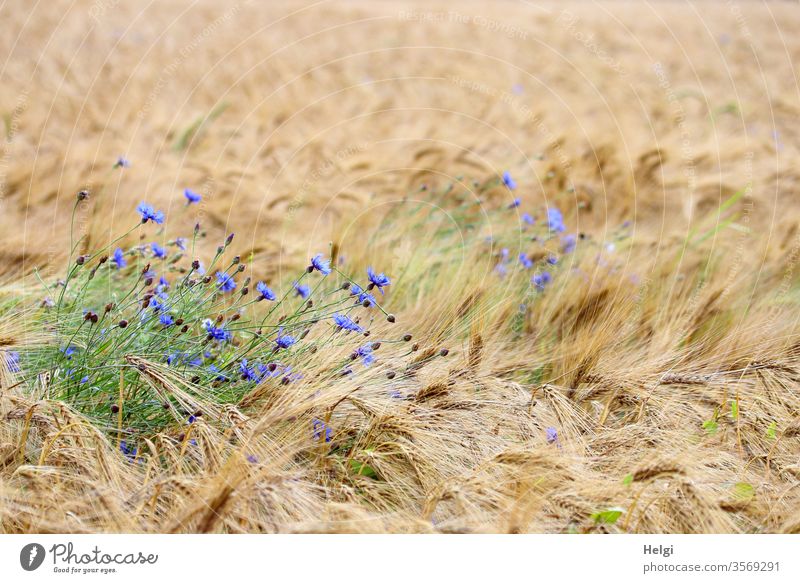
xmin=256 ymin=281 xmax=276 ymax=301
xmin=309 ymin=253 xmax=331 ymax=275
xmin=294 ymin=282 xmax=310 ymax=298
xmin=137 ymin=202 xmax=165 ymax=224
xmin=275 ymin=330 xmax=297 ymax=350
xmin=502 ymin=170 xmax=517 ymax=190
xmin=215 ymin=271 xmax=236 ymax=292
xmin=151 ymin=242 xmax=167 ymax=259
xmin=184 ymin=188 xmax=202 ymax=204
xmin=532 ymin=271 xmax=552 ymax=292
xmin=112 ymin=248 xmax=127 ymax=269
xmin=367 ymin=267 xmax=390 ymax=294
xmin=547 ymin=207 xmax=565 ymax=233
xmin=312 ymin=418 xmax=333 ymax=442
xmin=333 ymin=313 xmax=362 ymax=333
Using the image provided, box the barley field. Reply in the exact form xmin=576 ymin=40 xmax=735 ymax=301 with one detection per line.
xmin=1 ymin=0 xmax=799 ymax=534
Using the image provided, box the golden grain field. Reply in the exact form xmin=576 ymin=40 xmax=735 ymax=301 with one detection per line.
xmin=1 ymin=0 xmax=800 ymax=534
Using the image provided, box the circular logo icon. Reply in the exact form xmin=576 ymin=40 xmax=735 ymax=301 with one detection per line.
xmin=20 ymin=543 xmax=46 ymax=571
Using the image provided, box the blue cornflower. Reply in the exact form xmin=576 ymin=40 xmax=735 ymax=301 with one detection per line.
xmin=208 ymin=364 xmax=228 ymax=381
xmin=546 ymin=427 xmax=558 ymax=444
xmin=247 ymin=454 xmax=258 ymax=464
xmin=188 ymin=415 xmax=196 ymax=424
xmin=502 ymin=171 xmax=517 ymax=190
xmin=547 ymin=254 xmax=558 ymax=265
xmin=120 ymin=440 xmax=137 ymax=461
xmin=256 ymin=281 xmax=276 ymax=301
xmin=142 ymin=268 xmax=157 ymax=280
xmin=355 ymin=344 xmax=374 ymax=367
xmin=522 ymin=212 xmax=535 ymax=225
xmin=175 ymin=237 xmax=187 ymax=251
xmin=5 ymin=351 xmax=21 ymax=372
xmin=275 ymin=330 xmax=297 ymax=350
xmin=184 ymin=188 xmax=202 ymax=204
xmin=157 ymin=276 xmax=170 ymax=291
xmin=494 ymin=263 xmax=508 ymax=277
xmin=114 ymin=156 xmax=131 ymax=169
xmin=561 ymin=234 xmax=577 ymax=254
xmin=294 ymin=282 xmax=310 ymax=299
xmin=240 ymin=359 xmax=257 ymax=381
xmin=112 ymin=247 xmax=127 ymax=269
xmin=151 ymin=242 xmax=167 ymax=259
xmin=351 ymin=284 xmax=376 ymax=307
xmin=62 ymin=346 xmax=78 ymax=360
xmin=312 ymin=418 xmax=333 ymax=442
xmin=159 ymin=313 xmax=174 ymax=327
xmin=332 ymin=313 xmax=362 ymax=333
xmin=203 ymin=319 xmax=231 ymax=342
xmin=532 ymin=271 xmax=552 ymax=292
xmin=367 ymin=267 xmax=390 ymax=294
xmin=547 ymin=207 xmax=565 ymax=233
xmin=508 ymin=198 xmax=521 ymax=209
xmin=136 ymin=202 xmax=165 ymax=224
xmin=310 ymin=253 xmax=331 ymax=275
xmin=519 ymin=253 xmax=533 ymax=269
xmin=80 ymin=376 xmax=89 ymax=384
xmin=215 ymin=271 xmax=236 ymax=292
xmin=150 ymin=292 xmax=169 ymax=312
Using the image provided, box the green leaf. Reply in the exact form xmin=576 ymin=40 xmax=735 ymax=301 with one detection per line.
xmin=172 ymin=102 xmax=229 ymax=151
xmin=702 ymin=419 xmax=718 ymax=435
xmin=349 ymin=459 xmax=379 ymax=480
xmin=730 ymin=400 xmax=739 ymax=420
xmin=591 ymin=507 xmax=624 ymax=525
xmin=732 ymin=482 xmax=755 ymax=501
xmin=766 ymin=421 xmax=777 ymax=440
xmin=622 ymin=474 xmax=633 ymax=486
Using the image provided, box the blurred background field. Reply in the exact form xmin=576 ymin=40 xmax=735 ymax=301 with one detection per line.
xmin=1 ymin=1 xmax=797 ymax=273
